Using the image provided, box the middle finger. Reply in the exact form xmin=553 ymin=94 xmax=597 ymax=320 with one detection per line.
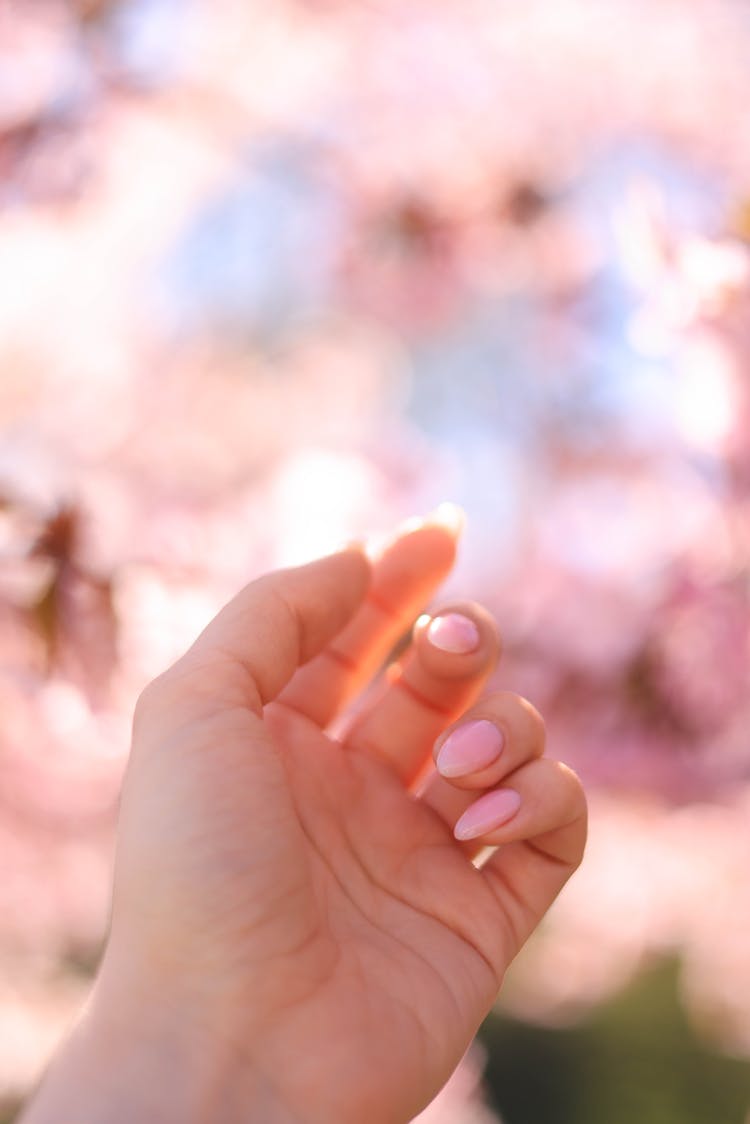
xmin=342 ymin=603 xmax=500 ymax=785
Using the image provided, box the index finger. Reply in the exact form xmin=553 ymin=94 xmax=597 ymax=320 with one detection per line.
xmin=276 ymin=509 xmax=464 ymax=727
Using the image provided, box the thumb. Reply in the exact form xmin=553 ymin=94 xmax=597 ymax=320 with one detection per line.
xmin=138 ymin=547 xmax=371 ymax=727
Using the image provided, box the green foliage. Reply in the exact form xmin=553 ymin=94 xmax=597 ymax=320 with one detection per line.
xmin=480 ymin=958 xmax=750 ymax=1124
xmin=1 ymin=1096 xmax=21 ymax=1124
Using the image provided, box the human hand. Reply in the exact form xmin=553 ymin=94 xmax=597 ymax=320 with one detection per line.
xmin=23 ymin=514 xmax=586 ymax=1124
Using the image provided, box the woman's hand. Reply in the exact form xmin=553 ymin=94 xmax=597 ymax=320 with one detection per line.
xmin=23 ymin=516 xmax=586 ymax=1124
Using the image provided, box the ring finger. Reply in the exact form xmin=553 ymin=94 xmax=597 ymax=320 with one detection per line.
xmin=416 ymin=691 xmax=547 ymax=847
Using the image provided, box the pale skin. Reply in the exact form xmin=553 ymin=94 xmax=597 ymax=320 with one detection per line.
xmin=22 ymin=515 xmax=587 ymax=1124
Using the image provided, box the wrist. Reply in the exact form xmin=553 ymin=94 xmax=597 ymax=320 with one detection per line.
xmin=21 ymin=958 xmax=299 ymax=1124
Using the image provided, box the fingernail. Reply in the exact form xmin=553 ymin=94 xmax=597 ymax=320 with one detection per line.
xmin=394 ymin=514 xmax=427 ymax=537
xmin=373 ymin=514 xmax=431 ymax=556
xmin=454 ymin=788 xmax=522 ymax=841
xmin=427 ymin=613 xmax=480 ymax=654
xmin=436 ymin=720 xmax=504 ymax=778
xmin=426 ymin=502 xmax=466 ymax=537
xmin=381 ymin=504 xmax=466 ymax=553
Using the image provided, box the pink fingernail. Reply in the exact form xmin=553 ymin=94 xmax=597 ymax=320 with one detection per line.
xmin=436 ymin=720 xmax=504 ymax=778
xmin=427 ymin=613 xmax=480 ymax=654
xmin=454 ymin=788 xmax=522 ymax=841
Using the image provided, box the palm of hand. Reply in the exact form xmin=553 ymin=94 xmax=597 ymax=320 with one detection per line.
xmin=260 ymin=709 xmax=507 ymax=1122
xmin=189 ymin=706 xmax=504 ymax=1122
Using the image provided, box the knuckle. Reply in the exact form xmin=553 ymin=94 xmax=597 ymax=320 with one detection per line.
xmin=517 ymin=696 xmax=546 ymax=746
xmin=132 ymin=672 xmax=169 ymax=731
xmin=466 ymin=601 xmax=502 ymax=654
xmin=496 ymin=692 xmax=546 ymax=753
xmin=470 ymin=690 xmax=547 ymax=750
xmin=132 ymin=657 xmax=196 ymax=730
xmin=556 ymin=761 xmax=588 ymax=819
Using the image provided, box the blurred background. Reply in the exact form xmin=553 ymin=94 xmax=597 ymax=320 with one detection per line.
xmin=2 ymin=0 xmax=750 ymax=1120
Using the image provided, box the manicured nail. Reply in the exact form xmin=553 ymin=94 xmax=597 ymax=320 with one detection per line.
xmin=436 ymin=720 xmax=504 ymax=778
xmin=454 ymin=788 xmax=522 ymax=841
xmin=427 ymin=613 xmax=480 ymax=654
